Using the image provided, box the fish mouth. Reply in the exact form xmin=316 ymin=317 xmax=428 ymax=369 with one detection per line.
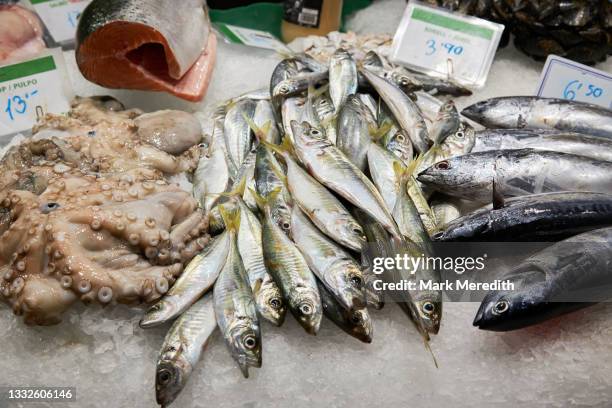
xmin=139 ymin=306 xmax=167 ymax=328
xmin=416 ymin=172 xmax=435 ymax=184
xmin=472 ymin=303 xmax=486 ymax=328
xmin=461 ymin=102 xmax=486 ymax=121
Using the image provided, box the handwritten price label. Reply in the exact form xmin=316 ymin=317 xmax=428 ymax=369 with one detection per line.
xmin=0 ymin=49 xmax=72 ymax=140
xmin=537 ymin=55 xmax=611 ymax=109
xmin=390 ymin=1 xmax=504 ymax=88
xmin=28 ymin=0 xmax=91 ymax=46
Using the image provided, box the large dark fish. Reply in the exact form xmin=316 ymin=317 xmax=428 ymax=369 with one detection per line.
xmin=462 ymin=97 xmax=612 ymax=139
xmin=76 ymin=0 xmax=216 ymax=101
xmin=418 ymin=149 xmax=612 ymax=203
xmin=435 ymin=192 xmax=612 ymax=242
xmin=474 ymin=227 xmax=612 ymax=331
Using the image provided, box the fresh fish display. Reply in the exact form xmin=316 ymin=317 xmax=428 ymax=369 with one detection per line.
xmin=317 ymin=278 xmax=373 ymax=343
xmin=291 ymin=206 xmax=366 ymax=312
xmin=140 ymin=231 xmax=230 ymax=328
xmin=224 ymin=99 xmax=256 ymax=172
xmin=155 ymin=293 xmax=217 ymax=407
xmin=291 ymin=120 xmax=401 ymax=239
xmin=418 ymin=149 xmax=612 ymax=203
xmin=213 ymin=208 xmax=261 ymax=378
xmin=462 ymin=97 xmax=612 ymax=139
xmin=76 ymin=0 xmax=216 ymax=101
xmin=236 ymin=198 xmax=286 ymax=326
xmin=329 ymin=48 xmax=358 ymax=113
xmin=256 ymin=190 xmax=322 ymax=335
xmin=337 ymin=94 xmax=375 ymax=170
xmin=436 ymin=192 xmax=612 ymax=242
xmin=361 ymin=68 xmax=430 ymax=153
xmin=472 ymin=129 xmax=612 ymax=162
xmin=474 ymin=227 xmax=612 ymax=331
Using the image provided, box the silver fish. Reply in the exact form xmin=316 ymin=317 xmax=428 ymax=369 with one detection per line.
xmin=272 ymin=70 xmax=328 ymax=100
xmin=282 ymin=96 xmax=306 ymax=145
xmin=140 ymin=231 xmax=230 ymax=328
xmin=213 ymin=208 xmax=261 ymax=378
xmin=291 ymin=120 xmax=401 ymax=239
xmin=224 ymin=99 xmax=256 ymax=171
xmin=413 ymin=91 xmax=444 ymax=123
xmin=253 ymin=99 xmax=280 ymax=144
xmin=257 ymin=190 xmax=322 ymax=335
xmin=337 ymin=94 xmax=375 ymax=170
xmin=236 ymin=198 xmax=286 ymax=326
xmin=462 ymin=97 xmax=612 ymax=139
xmin=367 ymin=142 xmax=403 ymax=211
xmin=361 ymin=67 xmax=430 ymax=153
xmin=429 ymin=100 xmax=459 ymax=145
xmin=194 ymin=111 xmax=230 ymax=212
xmin=329 ymin=48 xmax=358 ymax=114
xmin=155 ymin=293 xmax=217 ymax=408
xmin=277 ymin=148 xmax=366 ymax=251
xmin=291 ymin=206 xmax=366 ymax=312
xmin=418 ymin=148 xmax=612 ymax=203
xmin=313 ymin=92 xmax=337 ymax=144
xmin=416 ymin=122 xmax=475 ymax=175
xmin=472 ymin=129 xmax=612 ymax=162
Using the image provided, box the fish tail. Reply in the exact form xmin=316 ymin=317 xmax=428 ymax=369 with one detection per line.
xmin=241 ymin=112 xmax=272 ymax=142
xmin=261 ymin=136 xmax=295 ymax=158
xmin=369 ymin=120 xmax=393 ymax=142
xmin=219 ymin=204 xmax=241 ymax=232
xmin=250 ymin=187 xmax=282 ymax=212
xmin=221 ymin=176 xmax=247 ymax=198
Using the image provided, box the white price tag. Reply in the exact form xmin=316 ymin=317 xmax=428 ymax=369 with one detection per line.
xmin=216 ymin=23 xmax=291 ymax=52
xmin=29 ymin=0 xmax=91 ymax=45
xmin=536 ymin=55 xmax=611 ymax=109
xmin=0 ymin=49 xmax=73 ymax=140
xmin=390 ymin=1 xmax=504 ymax=88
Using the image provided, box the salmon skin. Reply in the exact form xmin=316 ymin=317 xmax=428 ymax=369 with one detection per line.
xmin=76 ymin=0 xmax=216 ymax=102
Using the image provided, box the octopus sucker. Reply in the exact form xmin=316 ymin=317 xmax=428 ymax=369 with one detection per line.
xmin=0 ymin=96 xmax=209 ymax=325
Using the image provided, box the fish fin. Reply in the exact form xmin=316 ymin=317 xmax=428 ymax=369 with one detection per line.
xmin=241 ymin=112 xmax=266 ymax=142
xmin=392 ymin=160 xmax=408 ymax=183
xmin=219 ymin=204 xmax=241 ymax=232
xmin=368 ymin=121 xmax=393 ymax=142
xmin=250 ymin=187 xmax=282 ymax=211
xmin=424 ymin=338 xmax=439 ymax=369
xmin=221 ymin=176 xmax=247 ymax=198
xmin=261 ymin=136 xmax=295 ymax=158
xmin=405 ymin=154 xmax=424 ymax=179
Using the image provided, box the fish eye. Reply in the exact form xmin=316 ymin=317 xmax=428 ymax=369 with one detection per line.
xmin=432 ymin=231 xmax=444 ymax=240
xmin=396 ymin=133 xmax=405 ymax=142
xmin=269 ymin=297 xmax=282 ymax=309
xmin=282 ymin=221 xmax=291 ymax=230
xmin=422 ymin=302 xmax=435 ymax=315
xmin=279 ymin=84 xmax=290 ymax=94
xmin=300 ymin=303 xmax=313 ymax=315
xmin=493 ymin=300 xmax=509 ymax=315
xmin=349 ymin=275 xmax=362 ymax=288
xmin=310 ymin=129 xmax=321 ymax=136
xmin=157 ymin=369 xmax=172 ymax=385
xmin=456 ymin=131 xmax=464 ymax=139
xmin=350 ymin=313 xmax=362 ymax=324
xmin=435 ymin=160 xmax=450 ymax=170
xmin=243 ymin=335 xmax=257 ymax=350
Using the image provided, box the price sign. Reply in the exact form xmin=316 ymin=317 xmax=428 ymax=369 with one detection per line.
xmin=0 ymin=49 xmax=72 ymax=139
xmin=28 ymin=0 xmax=91 ymax=45
xmin=215 ymin=23 xmax=291 ymax=53
xmin=536 ymin=55 xmax=611 ymax=109
xmin=390 ymin=1 xmax=504 ymax=88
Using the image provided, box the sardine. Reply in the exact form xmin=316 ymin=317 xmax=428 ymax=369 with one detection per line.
xmin=291 ymin=120 xmax=401 ymax=239
xmin=474 ymin=227 xmax=612 ymax=331
xmin=140 ymin=230 xmax=230 ymax=328
xmin=213 ymin=207 xmax=261 ymax=378
xmin=329 ymin=48 xmax=358 ymax=114
xmin=256 ymin=190 xmax=322 ymax=335
xmin=291 ymin=206 xmax=366 ymax=312
xmin=317 ymin=278 xmax=373 ymax=343
xmin=236 ymin=198 xmax=286 ymax=326
xmin=155 ymin=293 xmax=217 ymax=407
xmin=361 ymin=67 xmax=430 ymax=153
xmin=472 ymin=128 xmax=612 ymax=162
xmin=435 ymin=192 xmax=612 ymax=242
xmin=337 ymin=94 xmax=375 ymax=170
xmin=418 ymin=148 xmax=612 ymax=203
xmin=462 ymin=97 xmax=612 ymax=139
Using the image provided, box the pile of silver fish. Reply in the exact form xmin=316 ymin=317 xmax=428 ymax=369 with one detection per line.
xmin=137 ymin=44 xmax=612 ymax=406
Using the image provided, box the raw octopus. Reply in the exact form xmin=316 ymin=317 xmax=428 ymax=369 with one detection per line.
xmin=0 ymin=3 xmax=46 ymax=65
xmin=0 ymin=97 xmax=209 ymax=325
